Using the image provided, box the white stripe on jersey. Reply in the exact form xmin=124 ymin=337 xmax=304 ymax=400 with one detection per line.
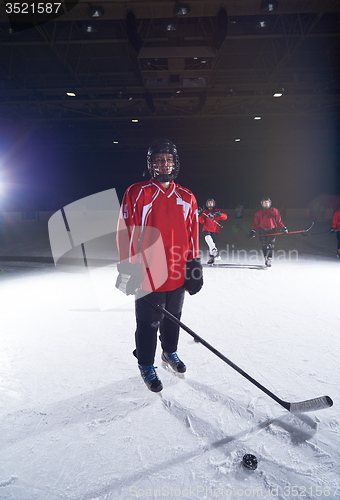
xmin=176 ymin=197 xmax=191 ymax=220
xmin=167 ymin=182 xmax=176 ymax=198
xmin=177 ymin=185 xmax=193 ymax=197
xmin=129 ymin=225 xmax=136 ymax=261
xmin=131 ymin=182 xmax=153 ymax=219
xmin=141 ymin=202 xmax=152 ymax=228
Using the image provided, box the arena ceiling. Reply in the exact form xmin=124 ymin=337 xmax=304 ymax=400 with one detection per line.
xmin=0 ymin=0 xmax=339 ymax=150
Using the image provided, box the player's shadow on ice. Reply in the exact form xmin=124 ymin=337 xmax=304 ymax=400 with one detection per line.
xmin=1 ymin=373 xmax=317 ymax=500
xmin=81 ymin=378 xmax=316 ymax=499
xmin=183 ymin=379 xmax=317 ymax=444
xmin=0 ymin=377 xmax=155 ymax=448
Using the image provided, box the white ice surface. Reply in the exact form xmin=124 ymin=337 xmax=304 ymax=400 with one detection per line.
xmin=0 ymin=218 xmax=339 ymax=500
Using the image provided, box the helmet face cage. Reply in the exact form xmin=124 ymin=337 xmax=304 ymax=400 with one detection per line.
xmin=147 ymin=139 xmax=180 ymax=181
xmin=205 ymin=198 xmax=216 ymax=209
xmin=261 ymin=197 xmax=272 ymax=209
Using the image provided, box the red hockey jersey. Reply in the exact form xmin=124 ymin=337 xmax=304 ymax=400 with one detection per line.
xmin=198 ymin=209 xmax=227 ymax=233
xmin=332 ymin=210 xmax=340 ymax=230
xmin=117 ymin=178 xmax=199 ymax=292
xmin=252 ymin=207 xmax=285 ymax=231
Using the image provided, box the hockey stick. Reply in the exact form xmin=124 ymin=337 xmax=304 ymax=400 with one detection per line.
xmin=308 ymin=229 xmax=340 ymax=236
xmin=202 ymin=211 xmax=223 ymax=228
xmin=258 ymin=222 xmax=314 ymax=237
xmin=144 ymin=298 xmax=333 ymax=413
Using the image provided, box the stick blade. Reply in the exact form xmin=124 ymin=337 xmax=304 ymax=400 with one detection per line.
xmin=289 ymin=396 xmax=333 ymax=413
xmin=305 ymin=221 xmax=314 ymax=232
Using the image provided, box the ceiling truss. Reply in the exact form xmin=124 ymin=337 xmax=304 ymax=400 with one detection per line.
xmin=0 ymin=0 xmax=339 ymax=149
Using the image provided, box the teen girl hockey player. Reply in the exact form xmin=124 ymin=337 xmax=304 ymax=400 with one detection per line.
xmin=199 ymin=199 xmax=227 ymax=265
xmin=248 ymin=197 xmax=288 ymax=267
xmin=116 ymin=139 xmax=203 ymax=392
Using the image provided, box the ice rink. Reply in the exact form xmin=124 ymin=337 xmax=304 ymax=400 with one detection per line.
xmin=0 ymin=214 xmax=339 ymax=499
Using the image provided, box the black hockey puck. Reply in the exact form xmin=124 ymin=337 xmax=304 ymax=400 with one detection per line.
xmin=242 ymin=454 xmax=258 ymax=470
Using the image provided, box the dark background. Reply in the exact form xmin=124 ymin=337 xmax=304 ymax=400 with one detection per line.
xmin=1 ymin=117 xmax=338 ymax=211
xmin=0 ymin=1 xmax=339 ymax=212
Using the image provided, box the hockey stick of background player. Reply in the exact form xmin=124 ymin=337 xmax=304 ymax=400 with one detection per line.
xmin=258 ymin=222 xmax=314 ymax=238
xmin=144 ymin=297 xmax=333 ymax=414
xmin=202 ymin=211 xmax=223 ymax=228
xmin=308 ymin=229 xmax=340 ymax=236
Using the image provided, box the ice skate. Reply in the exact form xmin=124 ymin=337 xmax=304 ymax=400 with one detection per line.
xmin=161 ymin=351 xmax=186 ymax=373
xmin=138 ymin=364 xmax=163 ymax=392
xmin=212 ymin=248 xmax=221 ymax=260
xmin=207 ymin=255 xmax=215 ymax=265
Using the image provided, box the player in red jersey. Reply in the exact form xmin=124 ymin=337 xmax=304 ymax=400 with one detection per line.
xmin=247 ymin=197 xmax=288 ymax=267
xmin=116 ymin=139 xmax=203 ymax=392
xmin=329 ymin=210 xmax=340 ymax=258
xmin=198 ymin=199 xmax=227 ymax=264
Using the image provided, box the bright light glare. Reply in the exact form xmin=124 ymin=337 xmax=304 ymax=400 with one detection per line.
xmin=273 ymin=93 xmax=283 ymax=97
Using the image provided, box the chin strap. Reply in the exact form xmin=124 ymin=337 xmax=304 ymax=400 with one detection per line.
xmin=154 ymin=174 xmax=175 ymax=182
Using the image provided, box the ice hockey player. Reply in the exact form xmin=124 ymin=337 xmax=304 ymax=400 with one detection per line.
xmin=247 ymin=197 xmax=288 ymax=267
xmin=329 ymin=209 xmax=340 ymax=258
xmin=235 ymin=203 xmax=244 ymax=229
xmin=115 ymin=139 xmax=203 ymax=393
xmin=198 ymin=199 xmax=228 ymax=265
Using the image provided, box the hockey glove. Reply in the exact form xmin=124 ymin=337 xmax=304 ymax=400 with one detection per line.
xmin=329 ymin=227 xmax=335 ymax=234
xmin=247 ymin=229 xmax=256 ymax=239
xmin=115 ymin=261 xmax=143 ymax=295
xmin=185 ymin=258 xmax=203 ymax=295
xmin=198 ymin=207 xmax=203 ymax=216
xmin=211 ymin=210 xmax=221 ymax=217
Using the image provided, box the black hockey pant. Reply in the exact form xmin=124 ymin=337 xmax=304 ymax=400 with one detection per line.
xmin=259 ymin=228 xmax=276 ymax=259
xmin=134 ymin=286 xmax=185 ymax=366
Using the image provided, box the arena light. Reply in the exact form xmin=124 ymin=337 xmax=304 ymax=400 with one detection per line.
xmin=166 ymin=22 xmax=177 ymax=31
xmin=89 ymin=6 xmax=104 ymax=18
xmin=255 ymin=20 xmax=268 ymax=29
xmin=261 ymin=1 xmax=278 ymax=11
xmin=83 ymin=24 xmax=97 ymax=34
xmin=175 ymin=3 xmax=190 ymax=16
xmin=0 ymin=173 xmax=7 ymax=198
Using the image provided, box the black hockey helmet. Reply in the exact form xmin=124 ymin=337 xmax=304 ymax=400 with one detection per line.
xmin=205 ymin=198 xmax=216 ymax=208
xmin=260 ymin=197 xmax=272 ymax=209
xmin=146 ymin=139 xmax=180 ymax=182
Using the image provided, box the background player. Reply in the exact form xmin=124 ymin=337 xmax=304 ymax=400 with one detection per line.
xmin=199 ymin=198 xmax=227 ymax=265
xmin=248 ymin=197 xmax=288 ymax=267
